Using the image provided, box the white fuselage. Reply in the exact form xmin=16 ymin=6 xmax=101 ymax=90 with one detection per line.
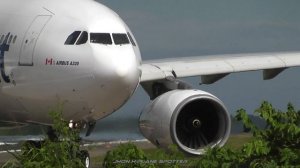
xmin=0 ymin=0 xmax=141 ymax=124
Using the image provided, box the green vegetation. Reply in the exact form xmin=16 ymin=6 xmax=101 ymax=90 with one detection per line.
xmin=197 ymin=101 xmax=300 ymax=167
xmin=103 ymin=143 xmax=151 ymax=168
xmin=1 ymin=101 xmax=299 ymax=167
xmin=97 ymin=135 xmax=253 ymax=168
xmin=225 ymin=133 xmax=253 ymax=149
xmin=103 ymin=143 xmax=185 ymax=168
xmin=103 ymin=101 xmax=300 ymax=168
xmin=2 ymin=105 xmax=85 ymax=168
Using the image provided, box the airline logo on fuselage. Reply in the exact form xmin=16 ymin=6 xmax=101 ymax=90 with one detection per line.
xmin=0 ymin=33 xmax=11 ymax=83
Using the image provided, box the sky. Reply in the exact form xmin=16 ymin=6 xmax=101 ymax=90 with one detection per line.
xmin=87 ymin=0 xmax=300 ymax=139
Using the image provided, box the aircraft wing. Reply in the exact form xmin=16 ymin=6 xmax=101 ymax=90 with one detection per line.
xmin=140 ymin=52 xmax=300 ymax=84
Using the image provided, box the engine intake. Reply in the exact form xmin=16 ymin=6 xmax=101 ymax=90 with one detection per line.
xmin=139 ymin=89 xmax=231 ymax=155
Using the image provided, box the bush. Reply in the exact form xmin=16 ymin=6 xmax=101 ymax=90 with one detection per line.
xmin=2 ymin=105 xmax=85 ymax=168
xmin=103 ymin=143 xmax=153 ymax=168
xmin=102 ymin=102 xmax=300 ymax=168
xmin=103 ymin=143 xmax=185 ymax=168
xmin=195 ymin=101 xmax=300 ymax=167
xmin=146 ymin=144 xmax=186 ymax=168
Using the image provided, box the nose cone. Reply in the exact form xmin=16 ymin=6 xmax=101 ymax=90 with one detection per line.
xmin=111 ymin=53 xmax=140 ymax=94
xmin=93 ymin=45 xmax=140 ymax=86
xmin=111 ymin=47 xmax=140 ymax=82
xmin=91 ymin=45 xmax=140 ymax=116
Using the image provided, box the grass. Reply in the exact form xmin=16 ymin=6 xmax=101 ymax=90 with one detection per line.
xmin=225 ymin=133 xmax=253 ymax=149
xmin=143 ymin=133 xmax=253 ymax=156
xmin=94 ymin=133 xmax=253 ymax=167
xmin=0 ymin=133 xmax=253 ymax=167
xmin=91 ymin=156 xmax=104 ymax=168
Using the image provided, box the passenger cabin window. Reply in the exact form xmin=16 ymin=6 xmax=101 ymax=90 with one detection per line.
xmin=112 ymin=33 xmax=130 ymax=45
xmin=76 ymin=31 xmax=88 ymax=45
xmin=90 ymin=33 xmax=112 ymax=45
xmin=65 ymin=31 xmax=81 ymax=45
xmin=127 ymin=32 xmax=136 ymax=46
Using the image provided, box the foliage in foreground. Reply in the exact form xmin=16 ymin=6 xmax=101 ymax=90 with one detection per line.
xmin=2 ymin=105 xmax=85 ymax=168
xmin=103 ymin=102 xmax=300 ymax=168
xmin=103 ymin=143 xmax=152 ymax=168
xmin=103 ymin=143 xmax=185 ymax=168
xmin=197 ymin=101 xmax=300 ymax=167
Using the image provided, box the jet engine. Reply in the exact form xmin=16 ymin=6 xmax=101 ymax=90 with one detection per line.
xmin=139 ymin=89 xmax=231 ymax=155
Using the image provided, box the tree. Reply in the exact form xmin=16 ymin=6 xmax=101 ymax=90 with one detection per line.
xmin=2 ymin=105 xmax=85 ymax=168
xmin=196 ymin=101 xmax=300 ymax=167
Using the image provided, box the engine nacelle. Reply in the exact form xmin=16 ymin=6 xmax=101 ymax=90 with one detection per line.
xmin=139 ymin=89 xmax=231 ymax=155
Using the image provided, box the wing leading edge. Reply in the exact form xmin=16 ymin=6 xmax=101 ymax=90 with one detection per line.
xmin=140 ymin=52 xmax=300 ymax=84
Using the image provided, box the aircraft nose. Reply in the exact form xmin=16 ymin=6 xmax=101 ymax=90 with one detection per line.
xmin=87 ymin=45 xmax=140 ymax=120
xmin=111 ymin=49 xmax=140 ymax=79
xmin=92 ymin=45 xmax=140 ymax=94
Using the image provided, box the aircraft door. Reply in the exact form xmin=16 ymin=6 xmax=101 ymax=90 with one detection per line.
xmin=19 ymin=15 xmax=51 ymax=66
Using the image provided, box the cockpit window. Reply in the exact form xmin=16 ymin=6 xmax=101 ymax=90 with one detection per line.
xmin=76 ymin=31 xmax=88 ymax=45
xmin=65 ymin=31 xmax=81 ymax=45
xmin=127 ymin=32 xmax=136 ymax=46
xmin=112 ymin=33 xmax=130 ymax=45
xmin=90 ymin=33 xmax=112 ymax=45
xmin=8 ymin=35 xmax=12 ymax=44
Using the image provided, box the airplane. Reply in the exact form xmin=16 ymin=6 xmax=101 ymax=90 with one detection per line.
xmin=1 ymin=0 xmax=300 ymax=167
